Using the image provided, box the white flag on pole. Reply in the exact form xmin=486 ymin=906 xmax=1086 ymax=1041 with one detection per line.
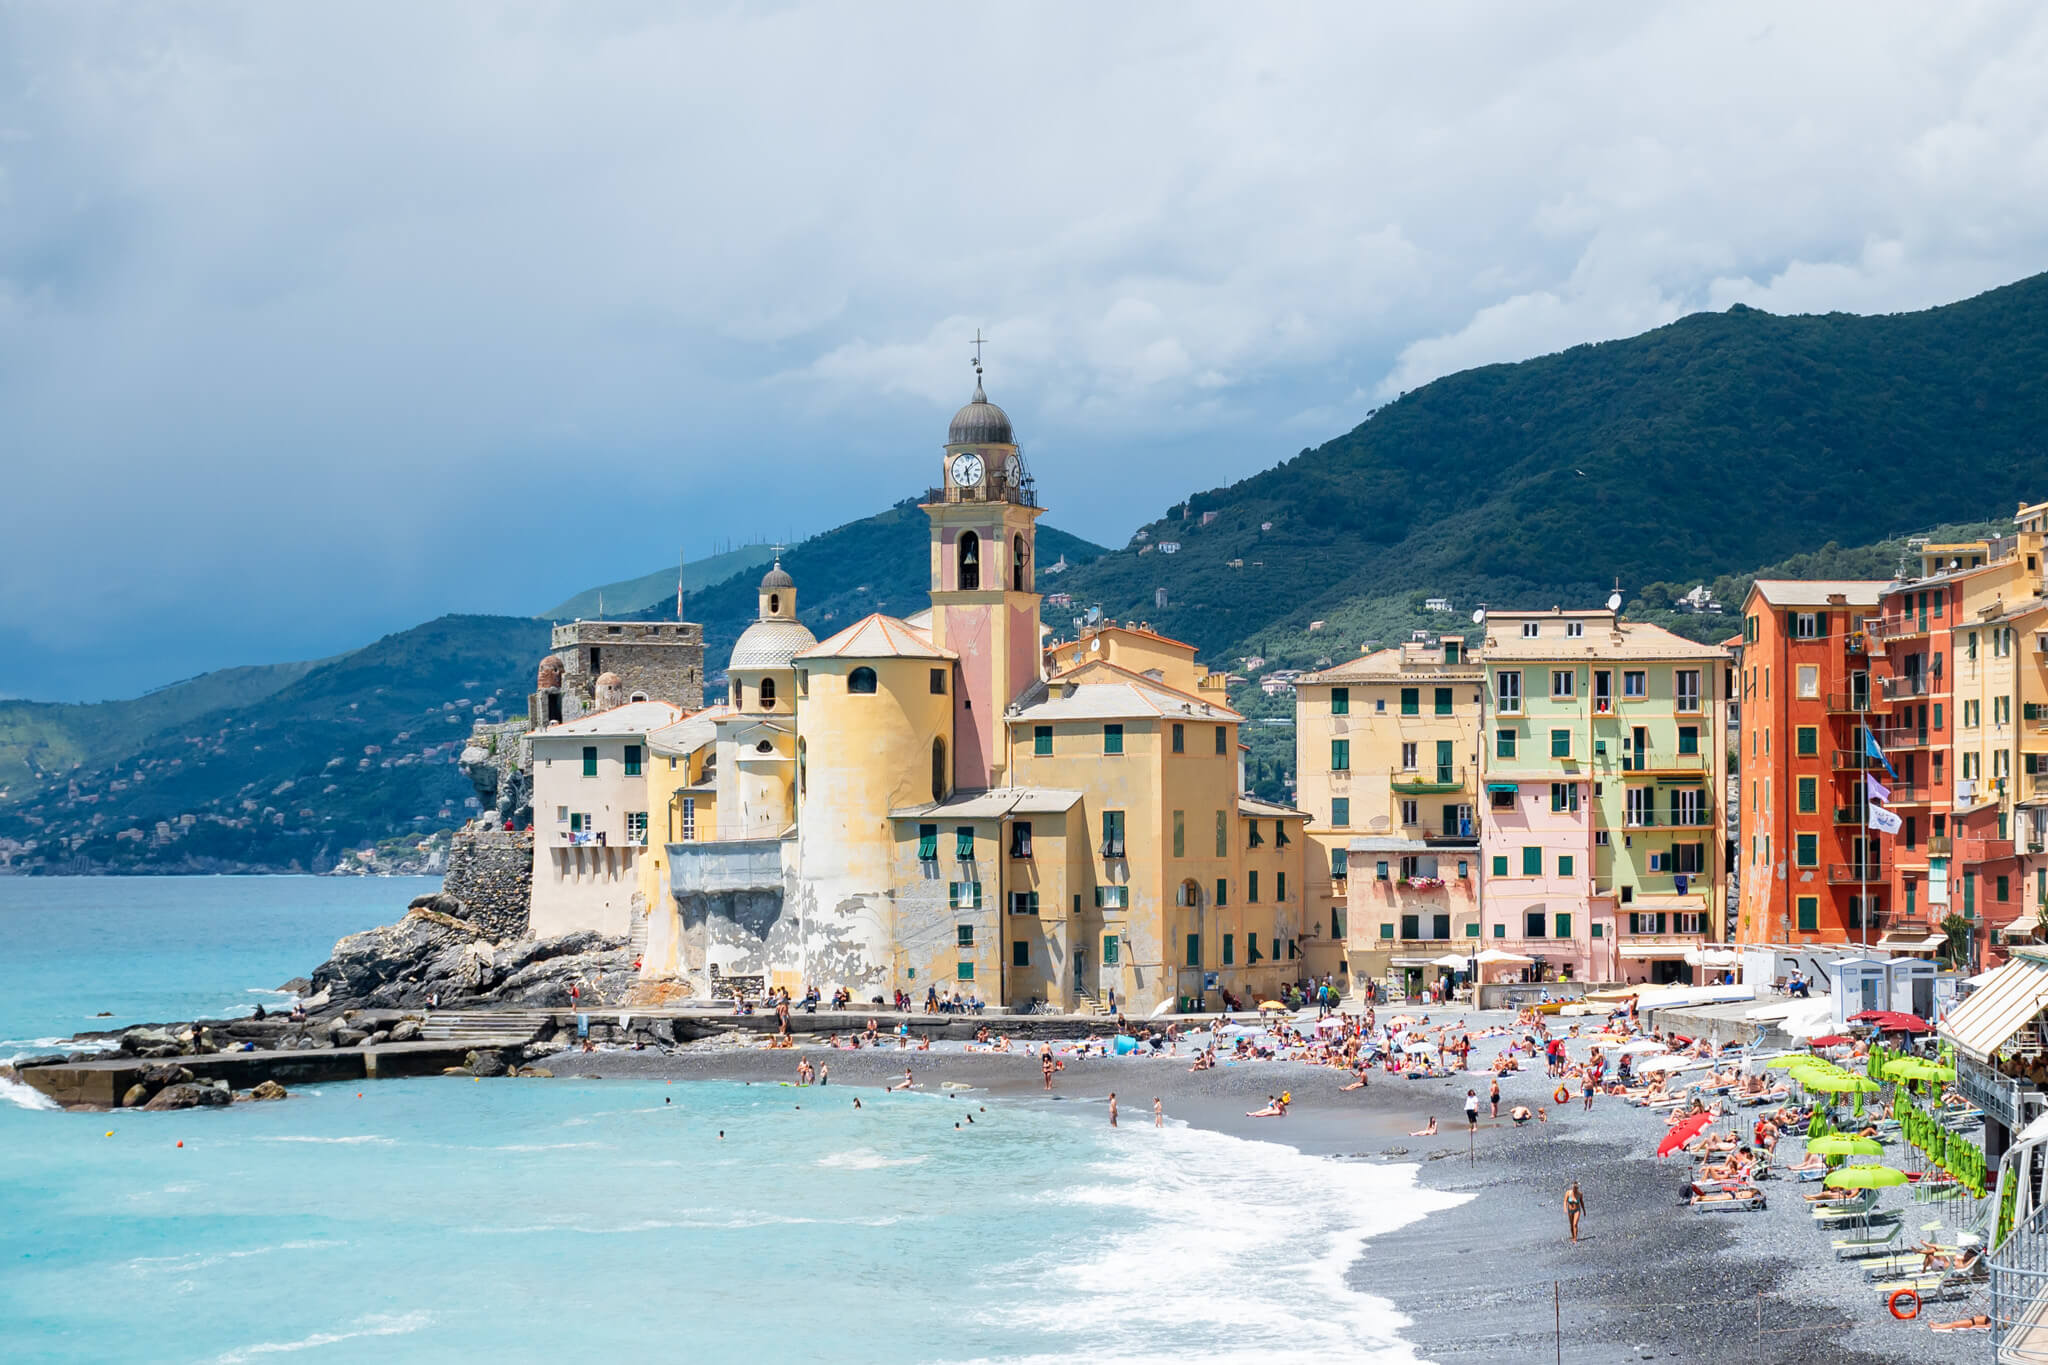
xmin=1867 ymin=803 xmax=1903 ymax=835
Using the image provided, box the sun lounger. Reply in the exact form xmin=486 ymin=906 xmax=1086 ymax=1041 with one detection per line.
xmin=1691 ymin=1186 xmax=1766 ymax=1212
xmin=1833 ymin=1224 xmax=1904 ymax=1259
xmin=1869 ymin=1265 xmax=1985 ymax=1304
xmin=1815 ymin=1199 xmax=1900 ymax=1227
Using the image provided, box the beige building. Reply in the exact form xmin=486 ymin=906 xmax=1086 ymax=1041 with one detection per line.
xmin=528 ymin=699 xmax=683 ymax=941
xmin=1295 ymin=637 xmax=1483 ymax=996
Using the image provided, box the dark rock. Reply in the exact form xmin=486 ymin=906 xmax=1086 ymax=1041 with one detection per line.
xmin=120 ymin=1084 xmax=150 ymax=1108
xmin=407 ymin=892 xmax=468 ymax=918
xmin=332 ymin=1028 xmax=369 ymax=1048
xmin=139 ymin=1063 xmax=194 ymax=1088
xmin=142 ymin=1083 xmax=230 ymax=1111
xmin=249 ymin=1080 xmax=288 ymax=1101
xmin=513 ymin=1066 xmax=554 ymax=1078
xmin=276 ymin=977 xmax=313 ymax=995
xmin=464 ymin=1049 xmax=510 ymax=1078
xmin=308 ymin=911 xmax=488 ymax=1001
xmin=386 ymin=1019 xmax=422 ymax=1044
xmin=11 ymin=1053 xmax=70 ymax=1070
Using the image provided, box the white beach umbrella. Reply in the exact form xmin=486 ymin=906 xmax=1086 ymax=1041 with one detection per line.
xmin=1634 ymin=1054 xmax=1711 ymax=1075
xmin=1473 ymin=948 xmax=1535 ymax=965
xmin=1616 ymin=1039 xmax=1670 ymax=1057
xmin=1430 ymin=953 xmax=1469 ymax=969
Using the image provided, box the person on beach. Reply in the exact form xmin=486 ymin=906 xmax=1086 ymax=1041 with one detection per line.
xmin=1108 ymin=1092 xmax=1119 ymax=1127
xmin=889 ymin=1069 xmax=915 ymax=1091
xmin=1464 ymin=1089 xmax=1479 ymax=1131
xmin=1582 ymin=1073 xmax=1595 ymax=1111
xmin=819 ymin=1063 xmax=830 ymax=1086
xmin=1042 ymin=1047 xmax=1056 ymax=1091
xmin=1564 ymin=1180 xmax=1586 ymax=1243
xmin=1246 ymin=1095 xmax=1287 ymax=1118
xmin=1510 ymin=1105 xmax=1534 ymax=1125
xmin=1490 ymin=1076 xmax=1501 ymax=1118
xmin=1153 ymin=1097 xmax=1163 ymax=1128
xmin=1409 ymin=1116 xmax=1437 ymax=1136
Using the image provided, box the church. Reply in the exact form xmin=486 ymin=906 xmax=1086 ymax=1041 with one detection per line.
xmin=617 ymin=371 xmax=1316 ymax=1014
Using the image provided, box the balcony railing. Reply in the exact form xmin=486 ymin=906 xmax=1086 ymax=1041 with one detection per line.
xmin=1879 ymin=672 xmax=1931 ymax=698
xmin=1868 ymin=726 xmax=1932 ymax=750
xmin=1873 ymin=615 xmax=1931 ymax=644
xmin=1390 ymin=766 xmax=1468 ymax=795
xmin=1927 ymin=834 xmax=1952 ymax=855
xmin=1825 ymin=691 xmax=1887 ymax=714
xmin=1825 ymin=862 xmax=1887 ymax=883
xmin=1959 ymin=838 xmax=2018 ymax=865
xmin=1618 ymin=751 xmax=1709 ymax=773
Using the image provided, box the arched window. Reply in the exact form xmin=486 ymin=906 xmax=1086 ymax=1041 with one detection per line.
xmin=759 ymin=676 xmax=777 ymax=708
xmin=848 ymin=667 xmax=878 ymax=695
xmin=731 ymin=680 xmax=745 ymax=709
xmin=958 ymin=531 xmax=980 ymax=590
xmin=797 ymin=736 xmax=807 ymax=799
xmin=931 ymin=737 xmax=948 ymax=801
xmin=1012 ymin=533 xmax=1027 ymax=592
xmin=769 ymin=593 xmax=780 ymax=614
xmin=1177 ymin=878 xmax=1202 ymax=908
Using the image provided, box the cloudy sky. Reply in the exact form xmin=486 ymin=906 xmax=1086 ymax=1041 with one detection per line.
xmin=5 ymin=4 xmax=2048 ymax=700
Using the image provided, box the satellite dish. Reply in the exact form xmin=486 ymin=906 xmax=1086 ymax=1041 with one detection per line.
xmin=1606 ymin=591 xmax=1624 ymax=612
xmin=1470 ymin=608 xmax=1485 ymax=625
xmin=1086 ymin=605 xmax=1104 ymax=625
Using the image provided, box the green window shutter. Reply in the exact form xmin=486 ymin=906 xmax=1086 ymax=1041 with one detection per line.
xmin=1555 ymin=913 xmax=1572 ymax=938
xmin=1551 ymin=729 xmax=1570 ymax=758
xmin=1331 ymin=739 xmax=1350 ymax=770
xmin=1932 ymin=702 xmax=1943 ymax=731
xmin=1013 ymin=941 xmax=1030 ymax=967
xmin=1185 ymin=934 xmax=1201 ymax=968
xmin=1434 ymin=687 xmax=1452 ymax=716
xmin=582 ymin=746 xmax=598 ymax=777
xmin=1492 ymin=854 xmax=1508 ymax=877
xmin=1103 ymin=724 xmax=1123 ymax=754
xmin=1331 ymin=848 xmax=1348 ymax=877
xmin=1522 ymin=846 xmax=1541 ymax=876
xmin=957 ymin=962 xmax=974 ymax=981
xmin=1465 ymin=923 xmax=1480 ymax=937
xmin=1330 ymin=687 xmax=1349 ymax=715
xmin=1215 ymin=878 xmax=1228 ymax=908
xmin=1678 ymin=727 xmax=1698 ymax=756
xmin=1796 ymin=727 xmax=1817 ymax=756
xmin=1102 ymin=934 xmax=1119 ymax=965
xmin=1796 ymin=833 xmax=1817 ymax=867
xmin=1493 ymin=923 xmax=1506 ymax=938
xmin=955 ymin=826 xmax=975 ymax=860
xmin=1215 ymin=809 xmax=1227 ymax=857
xmin=1558 ymin=855 xmax=1574 ymax=877
xmin=623 ymin=744 xmax=642 ymax=776
xmin=1496 ymin=729 xmax=1516 ymax=760
xmin=1379 ymin=923 xmax=1394 ymax=940
xmin=1223 ymin=934 xmax=1235 ymax=965
xmin=1171 ymin=723 xmax=1184 ymax=753
xmin=1797 ymin=777 xmax=1816 ymax=814
xmin=1034 ymin=725 xmax=1052 ymax=755
xmin=1400 ymin=687 xmax=1419 ymax=716
xmin=1796 ymin=897 xmax=1817 ymax=932
xmin=1330 ymin=797 xmax=1350 ymax=826
xmin=1964 ymin=873 xmax=1976 ymax=914
xmin=1277 ymin=872 xmax=1287 ymax=902
xmin=917 ymin=824 xmax=937 ymax=860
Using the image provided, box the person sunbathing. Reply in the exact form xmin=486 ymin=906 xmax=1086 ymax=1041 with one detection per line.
xmin=1690 ymin=1185 xmax=1762 ymax=1207
xmin=1408 ymin=1116 xmax=1438 ymax=1136
xmin=1246 ymin=1095 xmax=1289 ymax=1119
xmin=1931 ymin=1314 xmax=1992 ymax=1333
xmin=1701 ymin=1148 xmax=1754 ymax=1182
xmin=1916 ymin=1243 xmax=1985 ymax=1274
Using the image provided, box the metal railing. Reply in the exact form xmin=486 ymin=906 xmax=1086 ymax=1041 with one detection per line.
xmin=1825 ymin=863 xmax=1887 ymax=883
xmin=1880 ymin=672 xmax=1931 ymax=698
xmin=1825 ymin=690 xmax=1884 ymax=714
xmin=1993 ymin=1204 xmax=2048 ymax=1362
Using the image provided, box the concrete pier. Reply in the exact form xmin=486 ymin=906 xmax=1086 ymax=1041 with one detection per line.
xmin=19 ymin=1040 xmax=493 ymax=1108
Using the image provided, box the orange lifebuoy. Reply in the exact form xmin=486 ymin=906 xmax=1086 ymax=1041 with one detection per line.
xmin=1555 ymin=1084 xmax=1570 ymax=1104
xmin=1888 ymin=1289 xmax=1920 ymax=1321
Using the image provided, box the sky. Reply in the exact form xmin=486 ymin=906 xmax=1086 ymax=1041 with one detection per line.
xmin=4 ymin=4 xmax=2048 ymax=701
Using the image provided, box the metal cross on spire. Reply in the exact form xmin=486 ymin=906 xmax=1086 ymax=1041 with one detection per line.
xmin=970 ymin=327 xmax=987 ymax=378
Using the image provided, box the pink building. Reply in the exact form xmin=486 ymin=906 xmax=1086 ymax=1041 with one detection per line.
xmin=1481 ymin=778 xmax=1600 ymax=982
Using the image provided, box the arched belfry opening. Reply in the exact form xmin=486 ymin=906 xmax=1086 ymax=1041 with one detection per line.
xmin=958 ymin=531 xmax=980 ymax=591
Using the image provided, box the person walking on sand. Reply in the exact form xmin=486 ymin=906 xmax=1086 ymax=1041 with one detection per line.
xmin=1464 ymin=1088 xmax=1480 ymax=1131
xmin=1108 ymin=1092 xmax=1118 ymax=1127
xmin=1564 ymin=1180 xmax=1586 ymax=1244
xmin=1582 ymin=1071 xmax=1595 ymax=1111
xmin=1489 ymin=1076 xmax=1501 ymax=1119
xmin=1042 ymin=1046 xmax=1056 ymax=1091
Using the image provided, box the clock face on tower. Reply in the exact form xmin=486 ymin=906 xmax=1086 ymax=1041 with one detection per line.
xmin=949 ymin=453 xmax=985 ymax=487
xmin=1003 ymin=453 xmax=1021 ymax=484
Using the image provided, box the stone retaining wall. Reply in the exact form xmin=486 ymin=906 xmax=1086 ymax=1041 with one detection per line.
xmin=443 ymin=827 xmax=533 ymax=940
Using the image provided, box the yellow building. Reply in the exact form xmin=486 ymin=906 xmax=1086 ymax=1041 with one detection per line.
xmin=1295 ymin=637 xmax=1483 ymax=997
xmin=618 ymin=369 xmax=1306 ymax=1011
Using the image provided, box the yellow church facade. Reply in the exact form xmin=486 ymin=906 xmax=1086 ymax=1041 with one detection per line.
xmin=626 ymin=375 xmax=1306 ymax=1012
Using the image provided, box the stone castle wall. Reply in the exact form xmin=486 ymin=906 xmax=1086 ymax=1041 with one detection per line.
xmin=441 ymin=827 xmax=534 ymax=941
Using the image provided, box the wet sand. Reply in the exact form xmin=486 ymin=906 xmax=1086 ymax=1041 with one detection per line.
xmin=544 ymin=1021 xmax=1988 ymax=1364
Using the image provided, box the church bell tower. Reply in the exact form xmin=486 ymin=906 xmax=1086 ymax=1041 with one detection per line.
xmin=923 ymin=349 xmax=1043 ymax=791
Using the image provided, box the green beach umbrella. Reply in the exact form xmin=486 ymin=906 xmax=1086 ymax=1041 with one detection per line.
xmin=1807 ymin=1135 xmax=1883 ymax=1157
xmin=1824 ymin=1164 xmax=1909 ymax=1189
xmin=1766 ymin=1055 xmax=1813 ymax=1070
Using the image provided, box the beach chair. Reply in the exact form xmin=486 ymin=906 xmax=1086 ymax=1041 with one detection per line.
xmin=1832 ymin=1222 xmax=1904 ymax=1259
xmin=1691 ymin=1186 xmax=1767 ymax=1212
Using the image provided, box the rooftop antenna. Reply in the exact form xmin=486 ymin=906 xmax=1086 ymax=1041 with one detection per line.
xmin=677 ymin=547 xmax=685 ymax=622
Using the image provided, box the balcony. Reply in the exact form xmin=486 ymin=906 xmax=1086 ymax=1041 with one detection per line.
xmin=1879 ymin=672 xmax=1931 ymax=699
xmin=1958 ymin=838 xmax=2018 ymax=865
xmin=1873 ymin=615 xmax=1931 ymax=644
xmin=1869 ymin=726 xmax=1932 ymax=751
xmin=1826 ymin=691 xmax=1888 ymax=715
xmin=1390 ymin=765 xmax=1468 ymax=795
xmin=1618 ymin=751 xmax=1709 ymax=774
xmin=1884 ymin=785 xmax=1931 ymax=806
xmin=1825 ymin=862 xmax=1888 ymax=883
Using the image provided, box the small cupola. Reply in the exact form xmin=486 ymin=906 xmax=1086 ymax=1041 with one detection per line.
xmin=759 ymin=558 xmax=796 ymax=621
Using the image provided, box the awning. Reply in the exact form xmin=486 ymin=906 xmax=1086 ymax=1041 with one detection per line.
xmin=1389 ymin=956 xmax=1444 ymax=968
xmin=1939 ymin=952 xmax=2048 ymax=1064
xmin=1618 ymin=946 xmax=1690 ymax=959
xmin=1876 ymin=932 xmax=1948 ymax=952
xmin=1485 ymin=782 xmax=1519 ymax=793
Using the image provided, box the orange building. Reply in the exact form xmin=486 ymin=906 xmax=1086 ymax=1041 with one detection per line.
xmin=1734 ymin=580 xmax=1893 ymax=949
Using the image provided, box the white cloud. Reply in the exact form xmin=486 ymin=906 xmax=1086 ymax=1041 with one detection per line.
xmin=3 ymin=2 xmax=2048 ymax=696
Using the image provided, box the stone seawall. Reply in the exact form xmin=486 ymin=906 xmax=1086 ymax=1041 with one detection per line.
xmin=442 ymin=827 xmax=533 ymax=940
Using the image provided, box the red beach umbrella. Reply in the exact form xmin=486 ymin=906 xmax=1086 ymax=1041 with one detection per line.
xmin=1847 ymin=1010 xmax=1930 ymax=1034
xmin=1657 ymin=1113 xmax=1711 ymax=1158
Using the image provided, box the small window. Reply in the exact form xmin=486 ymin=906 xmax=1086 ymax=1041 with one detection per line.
xmin=1795 ymin=833 xmax=1818 ymax=867
xmin=1434 ymin=687 xmax=1453 ymax=716
xmin=957 ymin=923 xmax=975 ymax=947
xmin=1223 ymin=933 xmax=1236 ymax=965
xmin=1013 ymin=940 xmax=1030 ymax=967
xmin=1103 ymin=935 xmax=1120 ymax=965
xmin=956 ymin=961 xmax=975 ymax=982
xmin=932 ymin=738 xmax=947 ymax=802
xmin=1492 ymin=854 xmax=1508 ymax=877
xmin=930 ymin=669 xmax=946 ymax=695
xmin=1034 ymin=725 xmax=1052 ymax=756
xmin=917 ymin=824 xmax=938 ymax=860
xmin=1554 ymin=913 xmax=1572 ymax=939
xmin=758 ymin=677 xmax=777 ymax=708
xmin=1496 ymin=671 xmax=1522 ymax=713
xmin=955 ymin=826 xmax=975 ymax=861
xmin=1215 ymin=878 xmax=1228 ymax=907
xmin=1330 ymin=687 xmax=1350 ymax=715
xmin=1215 ymin=725 xmax=1227 ymax=756
xmin=582 ymin=746 xmax=598 ymax=777
xmin=1522 ymin=846 xmax=1541 ymax=876
xmin=1796 ymin=726 xmax=1817 ymax=756
xmin=848 ymin=667 xmax=878 ymax=695
xmin=1375 ymin=859 xmax=1391 ymax=881
xmin=1010 ymin=822 xmax=1033 ymax=858
xmin=1184 ymin=934 xmax=1201 ymax=968
xmin=1247 ymin=871 xmax=1259 ymax=903
xmin=1567 ymin=621 xmax=1584 ymax=638
xmin=1677 ymin=726 xmax=1699 ymax=756
xmin=1331 ymin=797 xmax=1351 ymax=827
xmin=1622 ymin=670 xmax=1646 ymax=699
xmin=1551 ymin=669 xmax=1575 ymax=699
xmin=623 ymin=744 xmax=642 ymax=776
xmin=1796 ymin=897 xmax=1818 ymax=932
xmin=1558 ymin=854 xmax=1574 ymax=877
xmin=1172 ymin=722 xmax=1184 ymax=753
xmin=1797 ymin=776 xmax=1816 ymax=813
xmin=1104 ymin=724 xmax=1124 ymax=755
xmin=1331 ymin=739 xmax=1350 ymax=771
xmin=1400 ymin=687 xmax=1419 ymax=716
xmin=1521 ymin=622 xmax=1539 ymax=638
xmin=1496 ymin=729 xmax=1517 ymax=760
xmin=1550 ymin=729 xmax=1571 ymax=758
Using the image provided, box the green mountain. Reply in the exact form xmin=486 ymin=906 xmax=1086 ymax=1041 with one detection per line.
xmin=539 ymin=542 xmax=779 ymax=621
xmin=0 ymin=660 xmax=323 ymax=798
xmin=0 ymin=616 xmax=549 ymax=874
xmin=1050 ymin=270 xmax=2048 ymax=667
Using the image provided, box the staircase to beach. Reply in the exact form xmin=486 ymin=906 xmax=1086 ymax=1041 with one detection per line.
xmin=419 ymin=1009 xmax=557 ymax=1046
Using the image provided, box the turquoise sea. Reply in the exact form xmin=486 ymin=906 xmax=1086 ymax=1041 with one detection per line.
xmin=1 ymin=878 xmax=1451 ymax=1364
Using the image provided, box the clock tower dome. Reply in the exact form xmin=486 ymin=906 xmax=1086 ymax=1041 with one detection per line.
xmin=924 ymin=364 xmax=1042 ymax=790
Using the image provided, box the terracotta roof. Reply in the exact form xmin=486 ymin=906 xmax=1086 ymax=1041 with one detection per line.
xmin=1009 ymin=660 xmax=1243 ymax=724
xmin=535 ymin=700 xmax=684 ymax=738
xmin=1749 ymin=579 xmax=1889 ymax=608
xmin=889 ymin=787 xmax=1085 ymax=820
xmin=1299 ymin=646 xmax=1482 ymax=684
xmin=1238 ymin=795 xmax=1309 ymax=820
xmin=796 ymin=613 xmax=954 ymax=661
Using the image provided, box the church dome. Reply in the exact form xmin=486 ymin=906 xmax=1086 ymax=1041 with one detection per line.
xmin=760 ymin=562 xmax=794 ymax=591
xmin=730 ymin=619 xmax=818 ymax=672
xmin=948 ymin=380 xmax=1013 ymax=445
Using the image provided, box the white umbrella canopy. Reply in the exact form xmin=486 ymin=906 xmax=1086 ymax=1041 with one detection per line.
xmin=1474 ymin=948 xmax=1535 ymax=965
xmin=1634 ymin=1054 xmax=1712 ymax=1075
xmin=1430 ymin=953 xmax=1469 ymax=969
xmin=1615 ymin=1039 xmax=1670 ymax=1056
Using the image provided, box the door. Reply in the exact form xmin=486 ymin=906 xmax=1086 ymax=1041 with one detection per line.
xmin=1850 ymin=670 xmax=1868 ymax=711
xmin=1074 ymin=948 xmax=1086 ymax=992
xmin=1859 ymin=976 xmax=1879 ymax=1014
